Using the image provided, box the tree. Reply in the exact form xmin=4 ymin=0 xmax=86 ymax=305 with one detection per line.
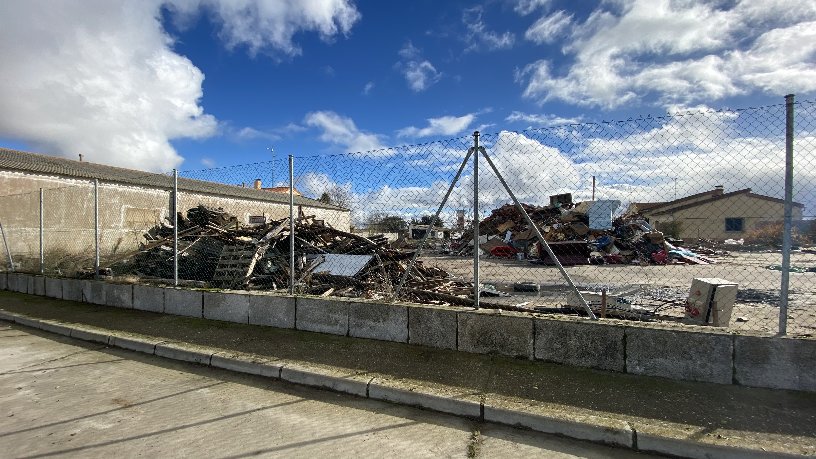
xmin=415 ymin=215 xmax=443 ymax=227
xmin=318 ymin=184 xmax=353 ymax=208
xmin=367 ymin=213 xmax=408 ymax=233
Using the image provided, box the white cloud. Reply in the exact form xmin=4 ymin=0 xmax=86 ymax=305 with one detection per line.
xmin=514 ymin=0 xmax=551 ymax=16
xmin=363 ymin=81 xmax=375 ymax=95
xmin=396 ymin=42 xmax=441 ymax=92
xmin=397 ymin=114 xmax=477 ymax=138
xmin=201 ymin=157 xmax=216 ymax=167
xmin=518 ymin=0 xmax=816 ymax=108
xmin=304 ymin=111 xmax=387 ymax=154
xmin=229 ymin=122 xmax=305 ymax=142
xmin=0 ymin=0 xmax=361 ymax=172
xmin=524 ymin=10 xmax=572 ymax=44
xmin=463 ymin=6 xmax=515 ymax=52
xmin=505 ymin=111 xmax=583 ymax=127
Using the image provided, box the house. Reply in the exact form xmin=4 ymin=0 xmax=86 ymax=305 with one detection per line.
xmin=626 ymin=185 xmax=803 ymax=240
xmin=0 ymin=148 xmax=349 ymax=265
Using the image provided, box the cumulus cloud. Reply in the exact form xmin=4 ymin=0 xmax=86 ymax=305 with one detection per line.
xmin=517 ymin=0 xmax=816 ymax=108
xmin=463 ymin=6 xmax=515 ymax=52
xmin=304 ymin=111 xmax=387 ymax=154
xmin=514 ymin=0 xmax=551 ymax=16
xmin=0 ymin=0 xmax=360 ymax=172
xmin=505 ymin=111 xmax=583 ymax=127
xmin=396 ymin=42 xmax=441 ymax=92
xmin=397 ymin=114 xmax=477 ymax=138
xmin=524 ymin=10 xmax=572 ymax=44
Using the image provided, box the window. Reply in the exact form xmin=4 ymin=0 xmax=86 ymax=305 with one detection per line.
xmin=248 ymin=215 xmax=266 ymax=225
xmin=725 ymin=218 xmax=744 ymax=232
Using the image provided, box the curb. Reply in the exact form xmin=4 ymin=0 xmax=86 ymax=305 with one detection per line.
xmin=0 ymin=312 xmax=804 ymax=459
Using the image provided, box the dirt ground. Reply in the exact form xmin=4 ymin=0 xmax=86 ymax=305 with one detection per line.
xmin=421 ymin=251 xmax=816 ymax=337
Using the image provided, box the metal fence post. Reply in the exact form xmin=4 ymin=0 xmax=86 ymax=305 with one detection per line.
xmin=0 ymin=221 xmax=13 ymax=271
xmin=289 ymin=155 xmax=296 ymax=294
xmin=39 ymin=188 xmax=44 ymax=274
xmin=173 ymin=169 xmax=179 ymax=286
xmin=473 ymin=131 xmax=480 ymax=309
xmin=779 ymin=94 xmax=795 ymax=335
xmin=93 ymin=179 xmax=100 ymax=279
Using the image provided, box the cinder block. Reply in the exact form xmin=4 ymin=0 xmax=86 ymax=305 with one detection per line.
xmin=0 ymin=272 xmax=7 ymax=290
xmin=296 ymin=297 xmax=349 ymax=336
xmin=44 ymin=277 xmax=62 ymax=299
xmin=203 ymin=291 xmax=249 ymax=323
xmin=248 ymin=294 xmax=296 ymax=328
xmin=32 ymin=276 xmax=45 ymax=296
xmin=104 ymin=283 xmax=133 ymax=308
xmin=164 ymin=288 xmax=202 ymax=317
xmin=81 ymin=279 xmax=106 ymax=305
xmin=625 ymin=326 xmax=732 ymax=384
xmin=349 ymin=301 xmax=408 ymax=342
xmin=408 ymin=304 xmax=457 ymax=350
xmin=62 ymin=279 xmax=83 ymax=302
xmin=457 ymin=310 xmax=534 ymax=358
xmin=734 ymin=335 xmax=816 ymax=392
xmin=133 ymin=284 xmax=165 ymax=313
xmin=535 ymin=318 xmax=625 ymax=372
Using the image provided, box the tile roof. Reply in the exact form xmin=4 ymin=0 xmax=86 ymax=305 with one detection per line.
xmin=0 ymin=148 xmax=346 ymax=211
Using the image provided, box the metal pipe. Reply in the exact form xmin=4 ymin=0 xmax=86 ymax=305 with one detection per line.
xmin=393 ymin=147 xmax=475 ymax=299
xmin=39 ymin=188 xmax=44 ymax=274
xmin=478 ymin=147 xmax=597 ymax=319
xmin=289 ymin=155 xmax=296 ymax=294
xmin=779 ymin=94 xmax=795 ymax=335
xmin=93 ymin=179 xmax=99 ymax=279
xmin=0 ymin=221 xmax=13 ymax=271
xmin=473 ymin=131 xmax=480 ymax=309
xmin=173 ymin=169 xmax=179 ymax=286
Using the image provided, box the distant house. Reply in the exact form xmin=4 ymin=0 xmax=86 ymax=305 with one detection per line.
xmin=626 ymin=186 xmax=803 ymax=240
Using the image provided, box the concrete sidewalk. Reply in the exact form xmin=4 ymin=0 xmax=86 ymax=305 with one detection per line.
xmin=1 ymin=290 xmax=815 ymax=458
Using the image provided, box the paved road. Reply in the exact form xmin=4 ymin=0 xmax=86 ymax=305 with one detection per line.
xmin=0 ymin=323 xmax=655 ymax=458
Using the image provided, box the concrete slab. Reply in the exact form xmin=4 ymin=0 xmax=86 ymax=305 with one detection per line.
xmin=280 ymin=364 xmax=370 ymax=397
xmin=44 ymin=277 xmax=62 ymax=299
xmin=32 ymin=276 xmax=45 ymax=296
xmin=133 ymin=284 xmax=165 ymax=313
xmin=348 ymin=301 xmax=408 ymax=342
xmin=9 ymin=273 xmax=25 ymax=293
xmin=368 ymin=378 xmax=482 ymax=418
xmin=164 ymin=288 xmax=202 ymax=318
xmin=534 ymin=318 xmax=625 ymax=372
xmin=203 ymin=291 xmax=249 ymax=323
xmin=81 ymin=279 xmax=107 ymax=305
xmin=248 ymin=294 xmax=296 ymax=329
xmin=734 ymin=335 xmax=816 ymax=392
xmin=62 ymin=279 xmax=83 ymax=302
xmin=295 ymin=297 xmax=349 ymax=336
xmin=25 ymin=275 xmax=35 ymax=294
xmin=625 ymin=325 xmax=733 ymax=384
xmin=70 ymin=327 xmax=111 ymax=345
xmin=408 ymin=304 xmax=458 ymax=350
xmin=104 ymin=283 xmax=133 ymax=309
xmin=457 ymin=310 xmax=534 ymax=358
xmin=155 ymin=342 xmax=213 ymax=365
xmin=109 ymin=335 xmax=161 ymax=354
xmin=210 ymin=352 xmax=282 ymax=378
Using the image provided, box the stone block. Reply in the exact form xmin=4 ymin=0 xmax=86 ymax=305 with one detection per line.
xmin=164 ymin=288 xmax=202 ymax=318
xmin=62 ymin=279 xmax=83 ymax=302
xmin=348 ymin=301 xmax=408 ymax=342
xmin=32 ymin=276 xmax=45 ymax=296
xmin=457 ymin=310 xmax=534 ymax=358
xmin=295 ymin=297 xmax=349 ymax=336
xmin=203 ymin=291 xmax=249 ymax=323
xmin=248 ymin=294 xmax=295 ymax=328
xmin=133 ymin=284 xmax=165 ymax=313
xmin=534 ymin=318 xmax=625 ymax=372
xmin=734 ymin=335 xmax=816 ymax=392
xmin=81 ymin=279 xmax=106 ymax=305
xmin=625 ymin=325 xmax=732 ymax=384
xmin=104 ymin=283 xmax=133 ymax=308
xmin=44 ymin=277 xmax=62 ymax=299
xmin=408 ymin=304 xmax=458 ymax=350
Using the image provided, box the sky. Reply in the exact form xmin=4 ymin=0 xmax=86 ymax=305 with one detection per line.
xmin=1 ymin=0 xmax=816 ymax=224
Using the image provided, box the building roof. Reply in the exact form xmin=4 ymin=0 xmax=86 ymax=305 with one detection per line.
xmin=643 ymin=187 xmax=803 ymax=217
xmin=0 ymin=148 xmax=346 ymax=211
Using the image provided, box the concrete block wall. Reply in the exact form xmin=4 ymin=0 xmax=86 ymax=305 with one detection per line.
xmin=1 ymin=272 xmax=815 ymax=392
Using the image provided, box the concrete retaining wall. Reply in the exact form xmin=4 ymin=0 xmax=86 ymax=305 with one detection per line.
xmin=2 ymin=272 xmax=814 ymax=392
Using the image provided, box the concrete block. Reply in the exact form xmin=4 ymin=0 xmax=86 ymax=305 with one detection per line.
xmin=164 ymin=288 xmax=202 ymax=318
xmin=368 ymin=380 xmax=481 ymax=418
xmin=296 ymin=297 xmax=349 ymax=336
xmin=81 ymin=280 xmax=106 ymax=305
xmin=349 ymin=301 xmax=408 ymax=342
xmin=104 ymin=283 xmax=133 ymax=309
xmin=457 ymin=310 xmax=534 ymax=358
xmin=734 ymin=335 xmax=816 ymax=392
xmin=203 ymin=291 xmax=249 ymax=323
xmin=44 ymin=277 xmax=62 ymax=299
xmin=9 ymin=273 xmax=25 ymax=293
xmin=62 ymin=279 xmax=83 ymax=302
xmin=37 ymin=321 xmax=73 ymax=337
xmin=155 ymin=342 xmax=212 ymax=365
xmin=534 ymin=318 xmax=625 ymax=372
xmin=32 ymin=276 xmax=45 ymax=296
xmin=625 ymin=326 xmax=732 ymax=384
xmin=210 ymin=352 xmax=282 ymax=378
xmin=24 ymin=274 xmax=35 ymax=294
xmin=0 ymin=272 xmax=7 ymax=290
xmin=110 ymin=336 xmax=160 ymax=354
xmin=133 ymin=284 xmax=165 ymax=313
xmin=408 ymin=304 xmax=458 ymax=350
xmin=248 ymin=294 xmax=295 ymax=328
xmin=281 ymin=364 xmax=370 ymax=397
xmin=70 ymin=328 xmax=110 ymax=345
xmin=15 ymin=316 xmax=41 ymax=329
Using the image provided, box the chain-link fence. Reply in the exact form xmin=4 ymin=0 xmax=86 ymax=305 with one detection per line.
xmin=1 ymin=97 xmax=814 ymax=336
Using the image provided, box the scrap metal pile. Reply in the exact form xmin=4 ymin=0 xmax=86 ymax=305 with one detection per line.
xmin=116 ymin=205 xmax=472 ymax=303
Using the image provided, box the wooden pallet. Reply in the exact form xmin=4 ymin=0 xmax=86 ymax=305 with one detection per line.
xmin=212 ymin=243 xmax=268 ymax=288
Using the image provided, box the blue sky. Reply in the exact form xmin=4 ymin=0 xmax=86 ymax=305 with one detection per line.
xmin=1 ymin=0 xmax=816 ymax=222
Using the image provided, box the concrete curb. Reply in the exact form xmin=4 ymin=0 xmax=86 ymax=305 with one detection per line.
xmin=0 ymin=310 xmax=804 ymax=459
